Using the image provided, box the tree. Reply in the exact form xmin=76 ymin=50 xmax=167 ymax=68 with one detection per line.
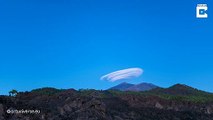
xmin=9 ymin=89 xmax=18 ymax=96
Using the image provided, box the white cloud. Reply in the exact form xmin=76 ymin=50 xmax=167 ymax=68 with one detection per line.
xmin=100 ymin=68 xmax=143 ymax=82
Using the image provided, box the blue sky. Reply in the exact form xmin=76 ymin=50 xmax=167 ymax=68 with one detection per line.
xmin=0 ymin=0 xmax=212 ymax=94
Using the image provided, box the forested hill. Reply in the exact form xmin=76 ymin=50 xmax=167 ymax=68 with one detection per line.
xmin=0 ymin=84 xmax=213 ymax=120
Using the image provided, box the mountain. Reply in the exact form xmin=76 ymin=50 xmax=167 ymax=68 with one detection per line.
xmin=146 ymin=84 xmax=213 ymax=103
xmin=126 ymin=83 xmax=158 ymax=91
xmin=1 ymin=85 xmax=213 ymax=120
xmin=149 ymin=84 xmax=212 ymax=96
xmin=109 ymin=82 xmax=134 ymax=91
xmin=109 ymin=82 xmax=159 ymax=91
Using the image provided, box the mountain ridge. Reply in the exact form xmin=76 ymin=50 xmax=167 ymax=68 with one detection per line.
xmin=109 ymin=82 xmax=159 ymax=91
xmin=149 ymin=83 xmax=212 ymax=96
xmin=109 ymin=82 xmax=135 ymax=91
xmin=1 ymin=83 xmax=213 ymax=119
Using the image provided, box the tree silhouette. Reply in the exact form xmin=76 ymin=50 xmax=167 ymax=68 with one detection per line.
xmin=9 ymin=89 xmax=18 ymax=96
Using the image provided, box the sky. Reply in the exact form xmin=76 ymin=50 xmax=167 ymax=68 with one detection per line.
xmin=0 ymin=0 xmax=213 ymax=94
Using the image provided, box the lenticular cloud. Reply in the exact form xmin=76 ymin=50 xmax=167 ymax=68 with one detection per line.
xmin=100 ymin=68 xmax=143 ymax=82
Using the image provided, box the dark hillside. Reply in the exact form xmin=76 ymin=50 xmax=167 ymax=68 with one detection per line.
xmin=0 ymin=85 xmax=213 ymax=120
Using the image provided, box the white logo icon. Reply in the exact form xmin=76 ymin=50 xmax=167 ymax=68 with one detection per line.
xmin=196 ymin=4 xmax=208 ymax=18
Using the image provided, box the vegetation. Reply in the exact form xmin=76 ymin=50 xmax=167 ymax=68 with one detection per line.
xmin=31 ymin=87 xmax=63 ymax=96
xmin=9 ymin=83 xmax=213 ymax=103
xmin=1 ymin=85 xmax=213 ymax=120
xmin=107 ymin=85 xmax=213 ymax=103
xmin=9 ymin=89 xmax=18 ymax=96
